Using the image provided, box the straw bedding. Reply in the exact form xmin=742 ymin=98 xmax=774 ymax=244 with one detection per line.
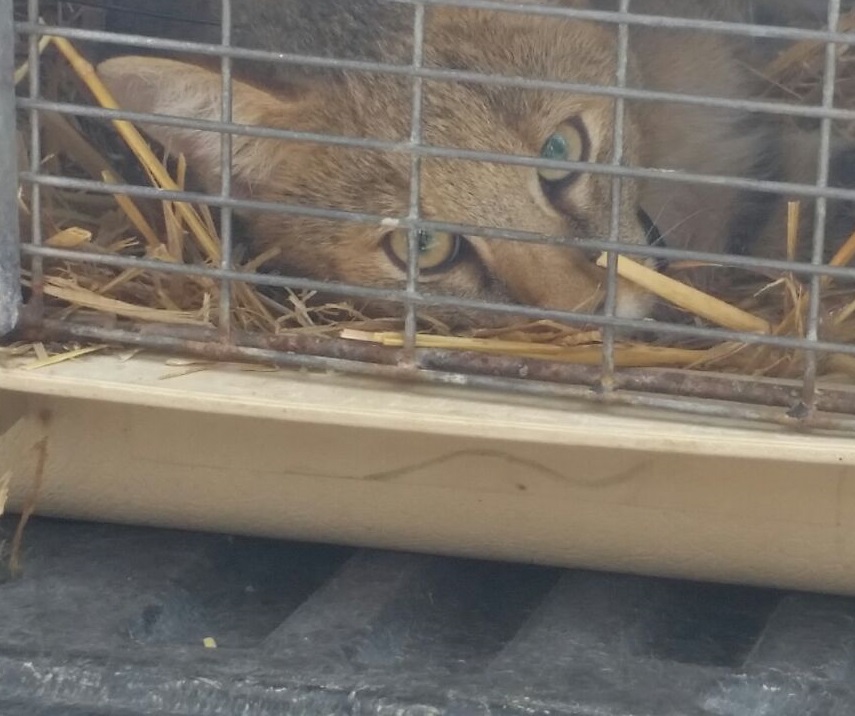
xmin=5 ymin=5 xmax=855 ymax=386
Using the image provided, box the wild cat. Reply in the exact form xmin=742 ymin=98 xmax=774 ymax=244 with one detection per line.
xmin=93 ymin=0 xmax=853 ymax=327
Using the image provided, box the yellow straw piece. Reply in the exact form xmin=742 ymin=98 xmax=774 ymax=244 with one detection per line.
xmin=596 ymin=253 xmax=771 ymax=335
xmin=49 ymin=35 xmax=222 ymax=263
xmin=20 ymin=345 xmax=107 ymax=371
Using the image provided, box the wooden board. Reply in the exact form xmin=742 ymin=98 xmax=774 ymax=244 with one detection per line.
xmin=2 ymin=353 xmax=855 ymax=594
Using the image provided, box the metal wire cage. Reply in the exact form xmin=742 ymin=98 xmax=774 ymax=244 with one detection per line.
xmin=3 ymin=0 xmax=855 ymax=431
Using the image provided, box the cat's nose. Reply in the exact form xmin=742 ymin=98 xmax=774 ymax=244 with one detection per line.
xmin=580 ymin=245 xmax=602 ymax=264
xmin=579 ymin=208 xmax=668 ymax=271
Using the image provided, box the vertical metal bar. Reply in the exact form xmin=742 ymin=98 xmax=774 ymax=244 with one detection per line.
xmin=26 ymin=0 xmax=43 ymax=317
xmin=404 ymin=2 xmax=426 ymax=357
xmin=0 ymin=0 xmax=21 ymax=336
xmin=801 ymin=0 xmax=841 ymax=411
xmin=600 ymin=0 xmax=631 ymax=392
xmin=218 ymin=0 xmax=234 ymax=338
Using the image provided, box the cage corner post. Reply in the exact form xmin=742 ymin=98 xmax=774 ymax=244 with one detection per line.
xmin=0 ymin=0 xmax=22 ymax=338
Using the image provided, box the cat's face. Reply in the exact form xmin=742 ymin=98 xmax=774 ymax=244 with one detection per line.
xmin=97 ymin=8 xmax=659 ymax=327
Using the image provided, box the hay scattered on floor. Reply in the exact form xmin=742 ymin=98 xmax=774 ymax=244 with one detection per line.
xmin=8 ymin=13 xmax=855 ymax=387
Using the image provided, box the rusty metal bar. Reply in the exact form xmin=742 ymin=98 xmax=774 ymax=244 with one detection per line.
xmin=17 ymin=317 xmax=855 ymax=433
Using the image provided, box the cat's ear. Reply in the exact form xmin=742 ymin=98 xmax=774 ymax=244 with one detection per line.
xmin=96 ymin=56 xmax=310 ymax=192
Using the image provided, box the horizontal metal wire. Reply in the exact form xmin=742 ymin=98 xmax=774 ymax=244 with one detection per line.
xmin=21 ymin=242 xmax=855 ymax=359
xmin=15 ymin=21 xmax=855 ymax=126
xmin=392 ymin=0 xmax=855 ymax=44
xmin=18 ymin=98 xmax=855 ymax=207
xmin=19 ymin=2 xmax=855 ymax=53
xmin=20 ymin=170 xmax=855 ymax=282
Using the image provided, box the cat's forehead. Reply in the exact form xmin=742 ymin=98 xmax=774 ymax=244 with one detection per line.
xmin=328 ymin=14 xmax=623 ymax=148
xmin=433 ymin=83 xmax=612 ymax=143
xmin=335 ymin=74 xmax=613 ymax=153
xmin=424 ymin=12 xmax=622 ymax=84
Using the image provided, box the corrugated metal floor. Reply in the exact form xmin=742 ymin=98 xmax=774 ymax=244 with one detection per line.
xmin=1 ymin=516 xmax=855 ymax=715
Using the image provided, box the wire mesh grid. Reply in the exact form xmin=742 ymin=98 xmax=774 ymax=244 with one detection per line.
xmin=3 ymin=0 xmax=855 ymax=429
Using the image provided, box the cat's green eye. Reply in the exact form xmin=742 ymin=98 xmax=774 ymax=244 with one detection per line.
xmin=383 ymin=229 xmax=463 ymax=274
xmin=538 ymin=119 xmax=589 ymax=183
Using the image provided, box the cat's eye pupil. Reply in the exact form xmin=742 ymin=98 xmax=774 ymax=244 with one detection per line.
xmin=541 ymin=133 xmax=568 ymax=161
xmin=417 ymin=230 xmax=434 ymax=253
xmin=382 ymin=229 xmax=463 ymax=275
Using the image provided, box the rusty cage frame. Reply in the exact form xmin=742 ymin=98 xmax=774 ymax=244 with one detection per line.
xmin=2 ymin=0 xmax=855 ymax=431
